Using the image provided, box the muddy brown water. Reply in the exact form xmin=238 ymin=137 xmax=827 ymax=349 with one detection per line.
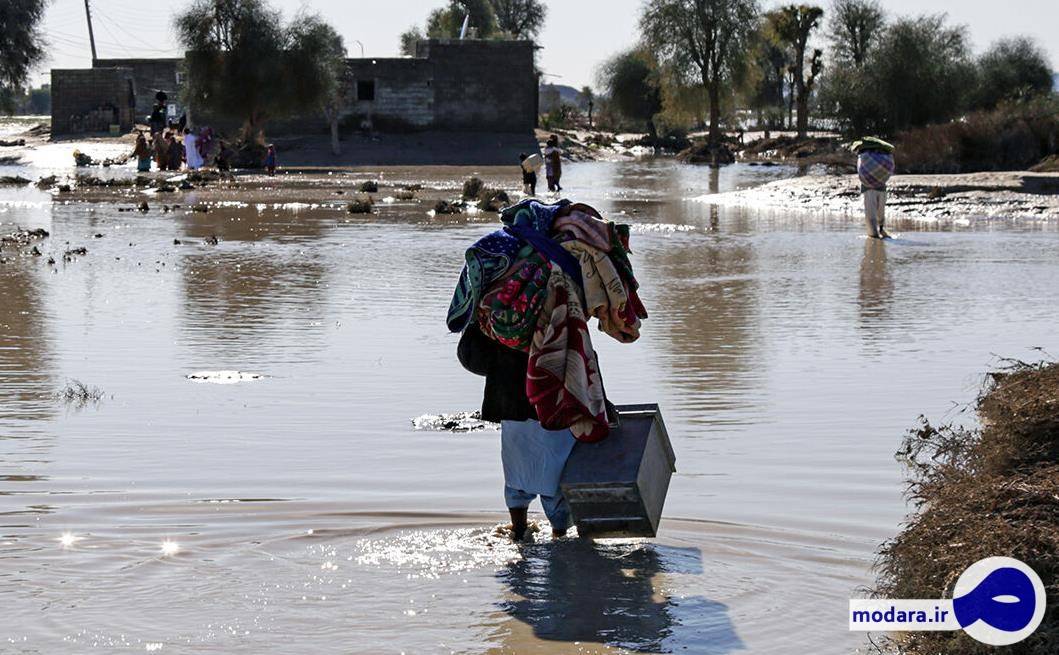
xmin=2 ymin=154 xmax=1058 ymax=654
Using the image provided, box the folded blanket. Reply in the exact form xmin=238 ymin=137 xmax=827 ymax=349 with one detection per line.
xmin=447 ymin=229 xmax=523 ymax=333
xmin=858 ymin=151 xmax=895 ymax=191
xmin=477 ymin=245 xmax=552 ymax=351
xmin=527 ymin=270 xmax=609 ymax=442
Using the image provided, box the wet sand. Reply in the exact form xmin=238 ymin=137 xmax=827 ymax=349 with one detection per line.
xmin=3 ymin=152 xmax=1059 ymax=653
xmin=700 ymin=170 xmax=1059 ymax=224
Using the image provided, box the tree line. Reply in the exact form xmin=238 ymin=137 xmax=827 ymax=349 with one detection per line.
xmin=597 ymin=0 xmax=1055 ymax=148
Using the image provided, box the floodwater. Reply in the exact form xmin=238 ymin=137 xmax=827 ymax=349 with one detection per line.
xmin=2 ymin=149 xmax=1058 ymax=654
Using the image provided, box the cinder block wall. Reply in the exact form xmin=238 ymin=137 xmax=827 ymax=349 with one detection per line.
xmin=52 ymin=40 xmax=537 ymax=135
xmin=51 ymin=68 xmax=136 ymax=135
xmin=419 ymin=39 xmax=537 ymax=132
xmin=94 ymin=58 xmax=183 ymax=119
xmin=346 ymin=58 xmax=434 ymax=129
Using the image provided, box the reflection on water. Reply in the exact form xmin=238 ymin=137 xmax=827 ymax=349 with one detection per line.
xmin=1 ymin=159 xmax=1058 ymax=653
xmin=858 ymin=238 xmax=894 ymax=331
xmin=497 ymin=539 xmax=742 ymax=654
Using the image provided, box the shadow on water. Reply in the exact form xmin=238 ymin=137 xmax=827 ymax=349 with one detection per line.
xmin=496 ymin=538 xmax=744 ymax=654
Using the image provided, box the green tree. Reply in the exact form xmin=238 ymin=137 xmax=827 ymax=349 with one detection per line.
xmin=641 ymin=0 xmax=760 ymax=147
xmin=399 ymin=26 xmax=425 ymax=56
xmin=827 ymin=0 xmax=884 ymax=66
xmin=973 ymin=37 xmax=1054 ymax=110
xmin=286 ymin=13 xmax=348 ymax=155
xmin=490 ymin=0 xmax=546 ymax=39
xmin=426 ymin=0 xmax=498 ymax=39
xmin=745 ymin=20 xmax=789 ymax=130
xmin=766 ymin=4 xmax=824 ymax=138
xmin=175 ymin=0 xmax=345 ymax=143
xmin=867 ymin=14 xmax=975 ymax=131
xmin=597 ymin=49 xmax=663 ymax=137
xmin=1 ymin=0 xmax=47 ymax=114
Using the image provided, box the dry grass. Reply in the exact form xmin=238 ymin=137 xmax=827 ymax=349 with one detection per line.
xmin=877 ymin=361 xmax=1059 ymax=654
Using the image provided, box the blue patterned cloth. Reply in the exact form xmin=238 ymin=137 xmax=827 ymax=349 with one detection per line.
xmin=500 ymin=198 xmax=571 ymax=232
xmin=447 ymin=200 xmax=576 ymax=333
xmin=447 ymin=229 xmax=523 ymax=333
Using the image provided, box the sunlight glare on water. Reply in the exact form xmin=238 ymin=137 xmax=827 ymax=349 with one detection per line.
xmin=1 ymin=158 xmax=1057 ymax=653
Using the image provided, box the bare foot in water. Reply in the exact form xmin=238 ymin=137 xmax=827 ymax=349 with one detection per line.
xmin=508 ymin=507 xmax=528 ymax=541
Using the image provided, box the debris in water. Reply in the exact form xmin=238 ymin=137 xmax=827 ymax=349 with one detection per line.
xmin=185 ymin=370 xmax=266 ymax=384
xmin=56 ymin=379 xmax=106 ymax=407
xmin=411 ymin=411 xmax=496 ymax=432
xmin=0 ymin=227 xmax=49 ymax=250
xmin=433 ymin=200 xmax=462 ymax=215
xmin=63 ymin=247 xmax=87 ymax=261
xmin=347 ymin=197 xmax=373 ymax=214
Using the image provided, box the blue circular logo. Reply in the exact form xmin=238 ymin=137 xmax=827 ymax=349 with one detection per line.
xmin=952 ymin=557 xmax=1046 ymax=645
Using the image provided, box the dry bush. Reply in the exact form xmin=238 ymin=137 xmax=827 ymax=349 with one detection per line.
xmin=877 ymin=361 xmax=1059 ymax=654
xmin=895 ymin=98 xmax=1059 ymax=174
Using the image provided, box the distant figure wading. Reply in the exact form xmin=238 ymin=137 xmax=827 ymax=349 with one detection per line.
xmin=853 ymin=137 xmax=896 ymax=239
xmin=544 ymin=135 xmax=563 ymax=192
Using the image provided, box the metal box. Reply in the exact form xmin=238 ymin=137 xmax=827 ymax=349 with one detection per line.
xmin=560 ymin=404 xmax=676 ymax=539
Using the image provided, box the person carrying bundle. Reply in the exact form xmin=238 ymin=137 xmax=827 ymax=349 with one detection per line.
xmin=448 ymin=199 xmax=648 ymax=541
xmin=852 ymin=136 xmax=896 ymax=239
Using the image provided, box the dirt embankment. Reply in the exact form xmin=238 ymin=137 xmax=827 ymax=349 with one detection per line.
xmin=700 ymin=171 xmax=1059 ymax=222
xmin=875 ymin=361 xmax=1059 ymax=655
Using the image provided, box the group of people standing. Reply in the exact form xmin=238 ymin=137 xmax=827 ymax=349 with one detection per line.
xmin=132 ymin=126 xmax=217 ymax=173
xmin=519 ymin=134 xmax=565 ymax=198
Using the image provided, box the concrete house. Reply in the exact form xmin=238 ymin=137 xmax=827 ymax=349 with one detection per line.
xmin=50 ymin=39 xmax=538 ymax=136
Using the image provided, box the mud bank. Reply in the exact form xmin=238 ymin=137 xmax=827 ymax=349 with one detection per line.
xmin=699 ymin=171 xmax=1059 ymax=223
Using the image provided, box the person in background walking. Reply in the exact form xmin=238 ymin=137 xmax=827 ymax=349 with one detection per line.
xmin=166 ymin=131 xmax=184 ymax=172
xmin=133 ymin=131 xmax=151 ymax=172
xmin=519 ymin=153 xmax=538 ymax=196
xmin=153 ymin=131 xmax=169 ymax=171
xmin=544 ymin=135 xmax=563 ymax=192
xmin=265 ymin=144 xmax=277 ymax=176
xmin=853 ymin=137 xmax=896 ymax=239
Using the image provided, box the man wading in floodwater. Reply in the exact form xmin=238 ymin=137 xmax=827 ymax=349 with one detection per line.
xmin=853 ymin=137 xmax=896 ymax=238
xmin=448 ymin=199 xmax=648 ymax=540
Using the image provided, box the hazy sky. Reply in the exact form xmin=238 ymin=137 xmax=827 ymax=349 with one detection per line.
xmin=36 ymin=0 xmax=1058 ymax=88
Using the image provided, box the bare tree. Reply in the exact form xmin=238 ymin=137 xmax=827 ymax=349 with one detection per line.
xmin=827 ymin=0 xmax=884 ymax=66
xmin=641 ymin=0 xmax=760 ymax=148
xmin=490 ymin=0 xmax=547 ymax=39
xmin=766 ymin=4 xmax=824 ymax=138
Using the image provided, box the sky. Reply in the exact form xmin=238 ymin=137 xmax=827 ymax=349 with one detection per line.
xmin=35 ymin=0 xmax=1059 ymax=89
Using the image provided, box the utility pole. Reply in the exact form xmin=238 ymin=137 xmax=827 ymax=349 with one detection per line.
xmin=84 ymin=0 xmax=98 ymax=62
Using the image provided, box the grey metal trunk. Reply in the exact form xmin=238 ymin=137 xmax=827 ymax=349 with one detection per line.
xmin=560 ymin=404 xmax=676 ymax=539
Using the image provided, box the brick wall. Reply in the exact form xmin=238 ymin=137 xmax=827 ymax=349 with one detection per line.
xmin=51 ymin=68 xmax=136 ymax=135
xmin=93 ymin=58 xmax=183 ymax=119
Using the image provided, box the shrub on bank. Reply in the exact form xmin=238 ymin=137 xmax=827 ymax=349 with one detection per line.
xmin=876 ymin=361 xmax=1059 ymax=655
xmin=894 ymin=97 xmax=1059 ymax=174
